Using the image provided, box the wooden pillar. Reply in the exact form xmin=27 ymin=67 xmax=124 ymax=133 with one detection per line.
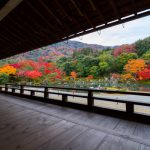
xmin=5 ymin=84 xmax=8 ymax=92
xmin=44 ymin=87 xmax=49 ymax=99
xmin=62 ymin=94 xmax=68 ymax=103
xmin=31 ymin=90 xmax=35 ymax=96
xmin=126 ymin=102 xmax=134 ymax=114
xmin=12 ymin=88 xmax=15 ymax=93
xmin=88 ymin=90 xmax=94 ymax=107
xmin=20 ymin=85 xmax=24 ymax=94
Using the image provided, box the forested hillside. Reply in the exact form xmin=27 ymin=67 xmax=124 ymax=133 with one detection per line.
xmin=0 ymin=36 xmax=149 ymax=89
xmin=0 ymin=41 xmax=113 ymax=63
xmin=56 ymin=36 xmax=150 ymax=79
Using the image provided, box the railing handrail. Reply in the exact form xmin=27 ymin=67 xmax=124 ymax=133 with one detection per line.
xmin=4 ymin=83 xmax=150 ymax=96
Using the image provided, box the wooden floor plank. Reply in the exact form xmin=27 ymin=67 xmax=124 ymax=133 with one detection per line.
xmin=133 ymin=123 xmax=150 ymax=140
xmin=0 ymin=94 xmax=150 ymax=150
xmin=29 ymin=124 xmax=87 ymax=150
xmin=61 ymin=129 xmax=107 ymax=150
xmin=11 ymin=120 xmax=75 ymax=150
xmin=114 ymin=120 xmax=137 ymax=135
xmin=96 ymin=135 xmax=142 ymax=150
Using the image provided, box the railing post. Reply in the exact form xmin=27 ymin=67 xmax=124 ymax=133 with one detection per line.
xmin=12 ymin=88 xmax=15 ymax=93
xmin=44 ymin=87 xmax=49 ymax=99
xmin=62 ymin=94 xmax=68 ymax=103
xmin=5 ymin=84 xmax=8 ymax=92
xmin=126 ymin=102 xmax=134 ymax=114
xmin=31 ymin=90 xmax=35 ymax=96
xmin=20 ymin=85 xmax=24 ymax=94
xmin=88 ymin=90 xmax=94 ymax=108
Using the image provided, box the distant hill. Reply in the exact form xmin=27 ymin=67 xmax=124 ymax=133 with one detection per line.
xmin=8 ymin=40 xmax=116 ymax=61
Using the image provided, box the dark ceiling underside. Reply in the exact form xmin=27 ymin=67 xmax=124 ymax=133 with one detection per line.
xmin=0 ymin=0 xmax=9 ymax=9
xmin=0 ymin=0 xmax=150 ymax=59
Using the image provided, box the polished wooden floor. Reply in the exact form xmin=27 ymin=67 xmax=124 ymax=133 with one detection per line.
xmin=0 ymin=93 xmax=150 ymax=150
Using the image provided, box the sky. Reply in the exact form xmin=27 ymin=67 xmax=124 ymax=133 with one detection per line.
xmin=71 ymin=16 xmax=150 ymax=46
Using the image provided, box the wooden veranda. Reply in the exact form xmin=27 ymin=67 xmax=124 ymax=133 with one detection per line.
xmin=0 ymin=93 xmax=150 ymax=150
xmin=0 ymin=0 xmax=150 ymax=149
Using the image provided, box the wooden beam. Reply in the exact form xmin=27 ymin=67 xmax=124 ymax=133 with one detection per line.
xmin=108 ymin=0 xmax=121 ymax=20
xmin=88 ymin=0 xmax=96 ymax=11
xmin=0 ymin=0 xmax=23 ymax=21
xmin=87 ymin=0 xmax=106 ymax=23
xmin=132 ymin=0 xmax=137 ymax=16
xmin=70 ymin=0 xmax=84 ymax=16
xmin=39 ymin=0 xmax=62 ymax=25
xmin=9 ymin=13 xmax=49 ymax=45
xmin=59 ymin=10 xmax=150 ymax=44
xmin=70 ymin=0 xmax=94 ymax=28
xmin=55 ymin=0 xmax=72 ymax=21
xmin=38 ymin=0 xmax=74 ymax=35
xmin=54 ymin=0 xmax=85 ymax=32
xmin=24 ymin=1 xmax=57 ymax=33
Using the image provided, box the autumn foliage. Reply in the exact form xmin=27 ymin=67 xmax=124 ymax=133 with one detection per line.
xmin=138 ymin=69 xmax=150 ymax=80
xmin=113 ymin=44 xmax=136 ymax=57
xmin=25 ymin=70 xmax=42 ymax=79
xmin=0 ymin=65 xmax=16 ymax=75
xmin=124 ymin=59 xmax=146 ymax=74
xmin=0 ymin=60 xmax=63 ymax=85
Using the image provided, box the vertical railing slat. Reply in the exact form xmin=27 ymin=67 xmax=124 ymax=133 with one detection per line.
xmin=88 ymin=90 xmax=94 ymax=108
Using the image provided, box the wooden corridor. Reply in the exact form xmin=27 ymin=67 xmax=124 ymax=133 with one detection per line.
xmin=0 ymin=93 xmax=150 ymax=150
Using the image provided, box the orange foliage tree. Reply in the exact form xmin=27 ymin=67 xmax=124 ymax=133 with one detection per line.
xmin=0 ymin=65 xmax=16 ymax=76
xmin=124 ymin=59 xmax=146 ymax=74
xmin=122 ymin=59 xmax=146 ymax=81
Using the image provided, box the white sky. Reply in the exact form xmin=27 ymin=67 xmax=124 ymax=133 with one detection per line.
xmin=71 ymin=16 xmax=150 ymax=46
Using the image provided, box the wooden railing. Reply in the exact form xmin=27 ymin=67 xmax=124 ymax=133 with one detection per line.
xmin=0 ymin=84 xmax=150 ymax=123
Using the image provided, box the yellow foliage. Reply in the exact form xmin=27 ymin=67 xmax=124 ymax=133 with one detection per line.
xmin=0 ymin=65 xmax=16 ymax=76
xmin=121 ymin=73 xmax=134 ymax=81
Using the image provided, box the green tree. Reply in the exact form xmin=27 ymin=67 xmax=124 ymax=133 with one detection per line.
xmin=98 ymin=51 xmax=115 ymax=75
xmin=0 ymin=74 xmax=9 ymax=84
xmin=62 ymin=62 xmax=75 ymax=76
xmin=99 ymin=51 xmax=114 ymax=64
xmin=56 ymin=57 xmax=68 ymax=68
xmin=89 ymin=66 xmax=100 ymax=78
xmin=99 ymin=62 xmax=110 ymax=75
xmin=135 ymin=36 xmax=150 ymax=56
xmin=142 ymin=49 xmax=150 ymax=60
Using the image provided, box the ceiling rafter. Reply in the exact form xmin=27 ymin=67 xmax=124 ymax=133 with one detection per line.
xmin=0 ymin=0 xmax=23 ymax=21
xmin=8 ymin=16 xmax=40 ymax=47
xmin=11 ymin=12 xmax=50 ymax=45
xmin=39 ymin=0 xmax=62 ymax=25
xmin=24 ymin=0 xmax=60 ymax=39
xmin=70 ymin=0 xmax=84 ymax=16
xmin=87 ymin=0 xmax=106 ymax=23
xmin=55 ymin=0 xmax=73 ymax=22
xmin=54 ymin=0 xmax=85 ymax=34
xmin=0 ymin=25 xmax=20 ymax=43
xmin=39 ymin=0 xmax=75 ymax=36
xmin=0 ymin=0 xmax=149 ymax=59
xmin=132 ymin=0 xmax=137 ymax=16
xmin=70 ymin=0 xmax=95 ymax=28
xmin=108 ymin=0 xmax=121 ymax=20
